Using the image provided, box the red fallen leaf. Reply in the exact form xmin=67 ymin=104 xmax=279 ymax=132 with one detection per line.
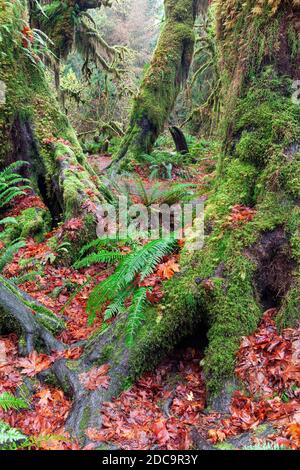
xmin=146 ymin=285 xmax=164 ymax=304
xmin=225 ymin=204 xmax=256 ymax=229
xmin=16 ymin=351 xmax=54 ymax=376
xmin=156 ymin=258 xmax=180 ymax=280
xmin=274 ymin=437 xmax=297 ymax=449
xmin=79 ymin=364 xmax=110 ymax=391
xmin=86 ymin=428 xmax=107 ymax=441
xmin=207 ymin=429 xmax=226 ymax=443
xmin=287 ymin=423 xmax=300 ymax=446
xmin=151 ymin=419 xmax=170 ymax=445
xmin=35 ymin=388 xmax=53 ymax=407
xmin=63 ymin=347 xmax=83 ymax=360
xmin=63 ymin=218 xmax=84 ymax=231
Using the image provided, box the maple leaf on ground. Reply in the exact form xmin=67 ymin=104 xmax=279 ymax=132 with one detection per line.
xmin=156 ymin=258 xmax=180 ymax=280
xmin=52 ymin=347 xmax=83 ymax=361
xmin=16 ymin=351 xmax=55 ymax=376
xmin=207 ymin=429 xmax=226 ymax=443
xmin=151 ymin=419 xmax=170 ymax=445
xmin=86 ymin=428 xmax=108 ymax=442
xmin=79 ymin=364 xmax=110 ymax=391
xmin=287 ymin=423 xmax=300 ymax=446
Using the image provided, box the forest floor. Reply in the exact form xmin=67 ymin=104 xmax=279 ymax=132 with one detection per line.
xmin=1 ymin=145 xmax=300 ymax=450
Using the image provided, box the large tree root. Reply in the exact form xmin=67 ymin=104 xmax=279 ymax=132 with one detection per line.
xmin=0 ymin=282 xmax=195 ymax=444
xmin=0 ymin=278 xmax=204 ymax=445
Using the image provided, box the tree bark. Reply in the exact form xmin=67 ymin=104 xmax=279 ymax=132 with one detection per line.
xmin=113 ymin=0 xmax=207 ymax=166
xmin=0 ymin=2 xmax=104 ymax=227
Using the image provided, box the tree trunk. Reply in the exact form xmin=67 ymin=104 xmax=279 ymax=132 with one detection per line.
xmin=2 ymin=0 xmax=300 ymax=444
xmin=113 ymin=0 xmax=207 ymax=166
xmin=0 ymin=2 xmax=104 ymax=227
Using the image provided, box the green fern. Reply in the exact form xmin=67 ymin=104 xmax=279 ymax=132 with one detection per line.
xmin=0 ymin=392 xmax=28 ymax=448
xmin=0 ymin=392 xmax=28 ymax=412
xmin=126 ymin=287 xmax=149 ymax=347
xmin=103 ymin=288 xmax=134 ymax=321
xmin=73 ymin=250 xmax=124 ymax=269
xmin=157 ymin=183 xmax=196 ymax=205
xmin=0 ymin=161 xmax=31 ymax=210
xmin=0 ymin=420 xmax=26 ymax=446
xmin=10 ymin=270 xmax=41 ymax=285
xmin=87 ymin=238 xmax=177 ymax=328
xmin=0 ymin=239 xmax=26 ymax=272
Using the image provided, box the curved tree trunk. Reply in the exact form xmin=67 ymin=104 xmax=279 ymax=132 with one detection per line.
xmin=0 ymin=2 xmax=104 ymax=227
xmin=113 ymin=0 xmax=207 ymax=166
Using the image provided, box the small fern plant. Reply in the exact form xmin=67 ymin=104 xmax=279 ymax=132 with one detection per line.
xmin=0 ymin=161 xmax=31 ymax=210
xmin=86 ymin=238 xmax=178 ymax=345
xmin=0 ymin=238 xmax=26 ymax=273
xmin=0 ymin=392 xmax=28 ymax=448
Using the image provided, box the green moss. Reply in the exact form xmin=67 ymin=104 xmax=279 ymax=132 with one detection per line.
xmin=232 ymin=71 xmax=300 ymax=167
xmin=0 ymin=4 xmax=103 ymax=224
xmin=214 ymin=442 xmax=235 ymax=450
xmin=79 ymin=406 xmax=92 ymax=433
xmin=277 ymin=280 xmax=300 ymax=330
xmin=280 ymin=153 xmax=300 ymax=199
xmin=19 ymin=208 xmax=50 ymax=241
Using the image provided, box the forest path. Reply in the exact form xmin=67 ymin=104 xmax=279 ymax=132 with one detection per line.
xmin=88 ymin=152 xmax=214 ymax=201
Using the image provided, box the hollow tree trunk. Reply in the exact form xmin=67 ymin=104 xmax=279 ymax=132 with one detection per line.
xmin=0 ymin=2 xmax=104 ymax=226
xmin=2 ymin=0 xmax=300 ymax=445
xmin=113 ymin=0 xmax=207 ymax=166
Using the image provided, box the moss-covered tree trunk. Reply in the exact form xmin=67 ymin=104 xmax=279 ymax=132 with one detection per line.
xmin=114 ymin=0 xmax=205 ymax=165
xmin=2 ymin=0 xmax=300 ymax=446
xmin=0 ymin=1 xmax=104 ymax=226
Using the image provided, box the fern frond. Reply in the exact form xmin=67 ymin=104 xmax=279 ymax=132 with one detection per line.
xmin=0 ymin=239 xmax=26 ymax=272
xmin=126 ymin=287 xmax=149 ymax=347
xmin=157 ymin=183 xmax=196 ymax=205
xmin=0 ymin=392 xmax=28 ymax=412
xmin=10 ymin=271 xmax=41 ymax=285
xmin=78 ymin=236 xmax=132 ymax=257
xmin=0 ymin=420 xmax=26 ymax=446
xmin=103 ymin=288 xmax=133 ymax=321
xmin=87 ymin=238 xmax=177 ymax=325
xmin=0 ymin=161 xmax=29 ymax=178
xmin=73 ymin=250 xmax=123 ymax=269
xmin=0 ymin=161 xmax=31 ymax=209
xmin=139 ymin=238 xmax=177 ymax=280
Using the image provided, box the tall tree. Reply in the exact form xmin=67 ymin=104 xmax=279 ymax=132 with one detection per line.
xmin=0 ymin=0 xmax=105 ymax=224
xmin=114 ymin=0 xmax=207 ymax=165
xmin=2 ymin=0 xmax=300 ymax=443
